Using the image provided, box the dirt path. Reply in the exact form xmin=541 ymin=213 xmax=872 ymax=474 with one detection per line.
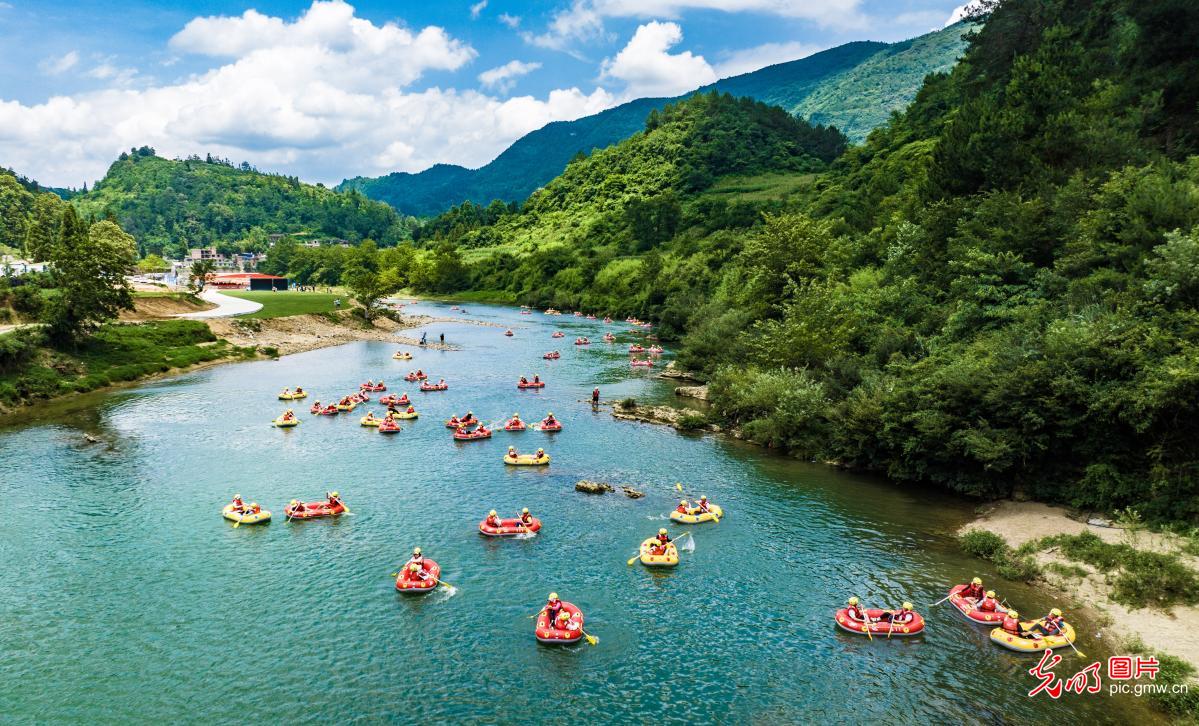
xmin=963 ymin=501 xmax=1199 ymax=668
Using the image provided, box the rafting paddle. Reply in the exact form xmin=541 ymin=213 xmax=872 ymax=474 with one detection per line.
xmin=580 ymin=627 xmax=598 ymax=646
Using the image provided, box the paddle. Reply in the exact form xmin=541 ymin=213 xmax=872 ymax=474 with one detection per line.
xmin=930 ymin=593 xmax=956 ymax=608
xmin=579 ymin=627 xmax=599 ymax=646
xmin=886 ymin=611 xmax=897 ymax=639
xmin=437 ymin=578 xmax=456 ymax=590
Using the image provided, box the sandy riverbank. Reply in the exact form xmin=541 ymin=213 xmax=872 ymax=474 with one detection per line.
xmin=961 ymin=501 xmax=1199 ymax=668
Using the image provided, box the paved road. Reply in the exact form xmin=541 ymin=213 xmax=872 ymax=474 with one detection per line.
xmin=176 ymin=289 xmax=263 ymax=319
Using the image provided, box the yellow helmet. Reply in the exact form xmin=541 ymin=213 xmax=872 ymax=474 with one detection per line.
xmin=548 ymin=592 xmax=558 ymax=600
xmin=557 ymin=610 xmax=570 ymax=619
xmin=971 ymin=577 xmax=982 ymax=585
xmin=902 ymin=602 xmax=913 ymax=610
xmin=408 ymin=563 xmax=420 ymax=571
xmin=289 ymin=499 xmax=299 ymax=506
xmin=234 ymin=493 xmax=242 ymax=499
xmin=537 ymin=448 xmax=544 ymax=453
xmin=985 ymin=590 xmax=996 ymax=598
xmin=700 ymin=495 xmax=708 ymax=500
xmin=680 ymin=500 xmax=688 ymax=505
xmin=848 ymin=596 xmax=859 ymax=606
xmin=659 ymin=528 xmax=668 ymax=535
xmin=522 ymin=507 xmax=529 ymax=514
xmin=1007 ymin=610 xmax=1019 ymax=618
xmin=547 ymin=412 xmax=553 ymax=417
xmin=489 ymin=509 xmax=497 ymax=516
xmin=287 ymin=408 xmax=293 ymax=413
xmin=330 ymin=491 xmax=339 ymax=498
xmin=413 ymin=547 xmax=421 ymax=555
xmin=1050 ymin=608 xmax=1062 ymax=617
xmin=250 ymin=502 xmax=258 ymax=508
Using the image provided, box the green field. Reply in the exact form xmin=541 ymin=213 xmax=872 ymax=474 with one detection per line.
xmin=223 ymin=290 xmax=342 ymax=319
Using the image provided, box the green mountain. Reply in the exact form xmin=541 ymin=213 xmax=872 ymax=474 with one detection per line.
xmin=337 ymin=23 xmax=969 ymax=217
xmin=73 ymin=148 xmax=413 ymax=259
xmin=412 ymin=0 xmax=1199 ymax=522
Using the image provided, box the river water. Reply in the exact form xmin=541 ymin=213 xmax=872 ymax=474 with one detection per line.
xmin=0 ymin=301 xmax=1159 ymax=724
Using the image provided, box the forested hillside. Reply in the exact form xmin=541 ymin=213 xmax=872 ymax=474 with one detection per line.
xmin=418 ymin=0 xmax=1199 ymax=522
xmin=73 ymin=148 xmax=414 ymax=258
xmin=338 ymin=24 xmax=968 ymax=217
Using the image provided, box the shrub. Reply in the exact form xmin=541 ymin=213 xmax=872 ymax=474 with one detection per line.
xmin=677 ymin=413 xmax=708 ymax=430
xmin=957 ymin=529 xmax=1040 ymax=583
xmin=260 ymin=346 xmax=280 ymax=358
xmin=958 ymin=529 xmax=1009 ymax=560
xmin=619 ymin=398 xmax=637 ymax=410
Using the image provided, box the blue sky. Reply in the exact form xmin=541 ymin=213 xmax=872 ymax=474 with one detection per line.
xmin=0 ymin=0 xmax=969 ymax=187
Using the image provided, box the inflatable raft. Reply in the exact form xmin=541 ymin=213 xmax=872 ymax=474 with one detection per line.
xmin=378 ymin=419 xmax=401 ymax=434
xmin=990 ymin=620 xmax=1076 ymax=653
xmin=391 ymin=410 xmax=419 ymax=419
xmin=479 ymin=516 xmax=542 ymax=537
xmin=454 ymin=427 xmax=492 ymax=441
xmin=392 ymin=351 xmax=413 ymax=360
xmin=670 ymin=504 xmax=724 ymax=524
xmin=278 ymin=391 xmax=307 ymax=400
xmin=537 ymin=420 xmax=562 ymax=432
xmin=273 ymin=415 xmax=300 ymax=428
xmin=404 ymin=373 xmax=428 ymax=382
xmin=517 ymin=381 xmax=546 ymax=389
xmin=504 ymin=418 xmax=527 ymax=431
xmin=336 ymin=401 xmax=358 ymax=412
xmin=360 ymin=383 xmax=386 ymax=392
xmin=551 ymin=332 xmax=565 ymax=338
xmin=285 ymin=500 xmax=345 ymax=520
xmin=948 ymin=584 xmax=1006 ymax=625
xmin=834 ymin=608 xmax=926 ymax=637
xmin=395 ymin=559 xmax=441 ymax=595
xmin=504 ymin=453 xmax=550 ymax=466
xmin=445 ymin=417 xmax=476 ymax=429
xmin=535 ymin=601 xmax=584 ymax=644
xmin=222 ymin=504 xmax=271 ymax=525
xmin=543 ymin=352 xmax=560 ymax=360
xmin=420 ymin=382 xmax=448 ymax=391
xmin=314 ymin=405 xmax=338 ymax=416
xmin=639 ymin=538 xmax=679 ymax=567
xmin=360 ymin=415 xmax=382 ymax=427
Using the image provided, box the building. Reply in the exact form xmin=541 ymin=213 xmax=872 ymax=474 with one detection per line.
xmin=0 ymin=256 xmax=48 ymax=276
xmin=208 ymin=272 xmax=289 ymax=291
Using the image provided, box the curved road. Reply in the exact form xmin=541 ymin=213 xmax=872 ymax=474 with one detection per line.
xmin=176 ymin=289 xmax=263 ymax=319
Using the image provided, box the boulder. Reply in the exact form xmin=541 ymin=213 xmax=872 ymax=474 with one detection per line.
xmin=621 ymin=486 xmax=645 ymax=499
xmin=575 ymin=480 xmax=614 ymax=494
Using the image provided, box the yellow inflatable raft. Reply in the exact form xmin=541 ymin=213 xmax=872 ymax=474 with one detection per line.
xmin=273 ymin=416 xmax=300 ymax=427
xmin=278 ymin=391 xmax=308 ymax=400
xmin=222 ymin=504 xmax=271 ymax=525
xmin=391 ymin=411 xmax=419 ymax=419
xmin=504 ymin=453 xmax=551 ymax=466
xmin=990 ymin=620 xmax=1077 ymax=653
xmin=336 ymin=401 xmax=358 ymax=412
xmin=360 ymin=415 xmax=381 ymax=427
xmin=670 ymin=504 xmax=724 ymax=524
xmin=393 ymin=351 xmax=413 ymax=360
xmin=639 ymin=538 xmax=679 ymax=567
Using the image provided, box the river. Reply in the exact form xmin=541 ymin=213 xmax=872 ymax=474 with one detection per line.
xmin=0 ymin=301 xmax=1159 ymax=723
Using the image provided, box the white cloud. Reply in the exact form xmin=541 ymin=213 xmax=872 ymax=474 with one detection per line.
xmin=39 ymin=51 xmax=80 ymax=76
xmin=945 ymin=1 xmax=985 ymax=26
xmin=713 ymin=41 xmax=818 ymax=77
xmin=525 ymin=0 xmax=865 ymax=51
xmin=85 ymin=61 xmax=138 ymax=86
xmin=498 ymin=13 xmax=522 ymax=29
xmin=470 ymin=0 xmax=488 ymax=19
xmin=0 ymin=1 xmax=620 ymax=187
xmin=600 ymin=21 xmax=717 ymax=99
xmin=478 ymin=60 xmax=542 ymax=93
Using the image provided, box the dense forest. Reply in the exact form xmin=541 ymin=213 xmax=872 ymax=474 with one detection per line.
xmin=338 ymin=23 xmax=967 ymax=217
xmin=72 ymin=148 xmax=415 ymax=259
xmin=401 ymin=0 xmax=1199 ymax=522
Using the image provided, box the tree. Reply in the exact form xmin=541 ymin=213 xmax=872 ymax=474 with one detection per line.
xmin=345 ymin=267 xmax=401 ymax=321
xmin=136 ymin=254 xmax=170 ymax=273
xmin=43 ymin=212 xmax=137 ymax=343
xmin=188 ymin=259 xmax=215 ymax=293
xmin=25 ymin=193 xmax=64 ymax=261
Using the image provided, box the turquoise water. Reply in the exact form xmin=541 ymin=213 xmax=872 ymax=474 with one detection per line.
xmin=0 ymin=302 xmax=1158 ymax=723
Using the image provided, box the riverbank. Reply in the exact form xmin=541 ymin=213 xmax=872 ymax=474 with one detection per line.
xmin=960 ymin=501 xmax=1199 ymax=672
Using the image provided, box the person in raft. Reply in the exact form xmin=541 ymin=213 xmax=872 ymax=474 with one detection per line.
xmin=326 ymin=491 xmax=343 ymax=509
xmin=406 ymin=405 xmax=416 ymax=414
xmin=365 ymin=379 xmax=375 ymax=388
xmin=405 ymin=547 xmax=424 ymax=568
xmin=696 ymin=495 xmax=712 ymax=513
xmin=519 ymin=508 xmax=534 ymax=526
xmin=404 ymin=562 xmax=429 ymax=582
xmin=295 ymin=387 xmax=304 ymax=395
xmin=485 ymin=510 xmax=501 ymax=528
xmin=283 ymin=409 xmax=296 ymax=421
xmin=675 ymin=500 xmax=690 ymax=514
xmin=416 ymin=369 xmax=424 ymax=378
xmin=289 ymin=499 xmax=306 ymax=515
xmin=556 ymin=610 xmax=578 ymax=632
xmin=845 ymin=596 xmax=868 ymax=622
xmin=977 ymin=590 xmax=1001 ymax=613
xmin=248 ymin=502 xmax=262 ymax=515
xmin=535 ymin=447 xmax=546 ymax=461
xmin=543 ymin=412 xmax=557 ymax=426
xmin=544 ymin=593 xmax=563 ymax=623
xmin=231 ymin=494 xmax=246 ymax=513
xmin=519 ymin=376 xmax=529 ymax=385
xmin=1001 ymin=609 xmax=1032 ymax=638
xmin=1031 ymin=608 xmax=1066 ymax=636
xmin=533 ymin=374 xmax=541 ymax=384
xmin=436 ymin=378 xmax=446 ymax=387
xmin=960 ymin=576 xmax=985 ymax=602
xmin=879 ymin=602 xmax=916 ymax=624
xmin=508 ymin=446 xmax=518 ymax=458
xmin=386 ymin=404 xmax=399 ymax=417
xmin=281 ymin=387 xmax=292 ymax=397
xmin=364 ymin=412 xmax=377 ymax=423
xmin=650 ymin=528 xmax=673 ymax=555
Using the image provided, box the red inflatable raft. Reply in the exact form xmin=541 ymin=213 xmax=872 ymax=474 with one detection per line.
xmin=420 ymin=382 xmax=448 ymax=391
xmin=947 ymin=584 xmax=1005 ymax=625
xmin=360 ymin=383 xmax=386 ymax=392
xmin=285 ymin=500 xmax=346 ymax=519
xmin=445 ymin=416 xmax=477 ymax=429
xmin=543 ymin=352 xmax=560 ymax=360
xmin=834 ymin=608 xmax=925 ymax=637
xmin=378 ymin=419 xmax=401 ymax=433
xmin=395 ymin=559 xmax=441 ymax=594
xmin=551 ymin=332 xmax=565 ymax=338
xmin=535 ymin=601 xmax=585 ymax=644
xmin=379 ymin=394 xmax=410 ymax=406
xmin=404 ymin=373 xmax=428 ymax=382
xmin=517 ymin=381 xmax=546 ymax=389
xmin=478 ymin=516 xmax=542 ymax=537
xmin=453 ymin=426 xmax=492 ymax=440
xmin=504 ymin=419 xmax=526 ymax=431
xmin=538 ymin=419 xmax=562 ymax=432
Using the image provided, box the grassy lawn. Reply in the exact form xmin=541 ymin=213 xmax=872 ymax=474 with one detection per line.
xmin=223 ymin=290 xmax=343 ymax=319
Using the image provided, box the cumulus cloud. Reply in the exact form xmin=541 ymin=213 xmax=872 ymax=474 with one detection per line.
xmin=945 ymin=1 xmax=985 ymax=26
xmin=600 ymin=21 xmax=717 ymax=99
xmin=713 ymin=41 xmax=818 ymax=77
xmin=478 ymin=60 xmax=542 ymax=92
xmin=0 ymin=1 xmax=619 ymax=187
xmin=470 ymin=0 xmax=488 ymax=19
xmin=522 ymin=0 xmax=607 ymax=54
xmin=39 ymin=51 xmax=80 ymax=76
xmin=498 ymin=13 xmax=522 ymax=29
